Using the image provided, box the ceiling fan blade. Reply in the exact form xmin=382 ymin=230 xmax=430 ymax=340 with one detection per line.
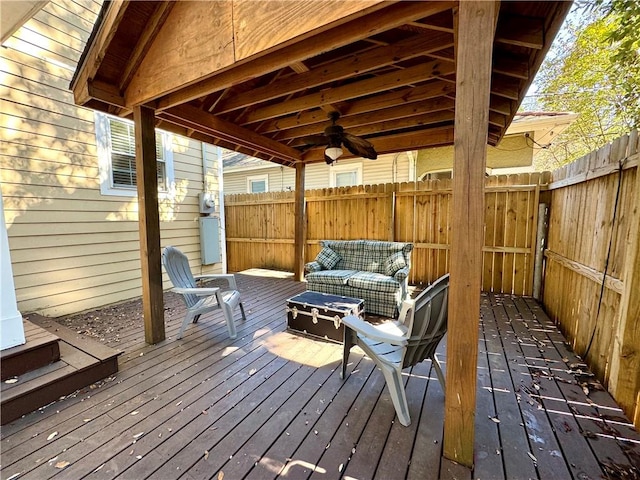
xmin=342 ymin=133 xmax=377 ymax=160
xmin=299 ymin=134 xmax=329 ymax=147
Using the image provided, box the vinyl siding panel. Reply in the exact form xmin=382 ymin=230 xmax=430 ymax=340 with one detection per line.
xmin=223 ymin=152 xmax=415 ymax=194
xmin=1 ymin=0 xmax=224 ymax=316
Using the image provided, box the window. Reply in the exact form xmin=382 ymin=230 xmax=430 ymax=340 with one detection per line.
xmin=95 ymin=112 xmax=174 ymax=196
xmin=329 ymin=162 xmax=362 ymax=187
xmin=247 ymin=175 xmax=268 ymax=193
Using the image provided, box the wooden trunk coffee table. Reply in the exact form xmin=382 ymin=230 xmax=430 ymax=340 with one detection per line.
xmin=286 ymin=291 xmax=364 ymax=343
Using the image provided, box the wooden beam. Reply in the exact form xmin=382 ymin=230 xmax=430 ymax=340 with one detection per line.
xmin=491 ymin=74 xmax=521 ymax=101
xmin=87 ymin=80 xmax=126 ymax=108
xmin=293 ymin=163 xmax=306 ymax=281
xmin=496 ymin=14 xmax=544 ymax=49
xmin=259 ymin=80 xmax=455 ymax=134
xmin=118 ymin=1 xmax=175 ymax=92
xmin=444 ymin=0 xmax=496 ymax=468
xmin=70 ymin=1 xmax=130 ymax=105
xmin=609 ymin=131 xmax=640 ymax=426
xmin=301 ymin=126 xmax=455 ymax=162
xmin=493 ymin=53 xmax=530 ymax=80
xmin=133 ymin=105 xmax=165 ymax=345
xmin=346 ymin=111 xmax=454 ymax=138
xmin=153 ymin=1 xmax=455 ymax=111
xmin=214 ymin=31 xmax=453 ymax=114
xmin=490 ymin=95 xmax=514 ymax=116
xmin=241 ymin=60 xmax=455 ymax=125
xmin=277 ymin=96 xmax=455 ymax=141
xmin=158 ymin=105 xmax=302 ymax=163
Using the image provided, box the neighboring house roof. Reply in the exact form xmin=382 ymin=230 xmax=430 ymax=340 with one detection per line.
xmin=222 ymin=151 xmax=274 ymax=173
xmin=508 ymin=111 xmax=578 ymax=154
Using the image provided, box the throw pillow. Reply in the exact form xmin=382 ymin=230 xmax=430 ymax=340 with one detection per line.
xmin=316 ymin=247 xmax=341 ymax=269
xmin=384 ymin=251 xmax=406 ymax=276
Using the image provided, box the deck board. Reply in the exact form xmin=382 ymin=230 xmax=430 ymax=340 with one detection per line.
xmin=2 ymin=271 xmax=639 ymax=480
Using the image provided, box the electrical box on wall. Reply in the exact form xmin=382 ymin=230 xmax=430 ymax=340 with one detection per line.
xmin=199 ymin=192 xmax=215 ymax=214
xmin=199 ymin=217 xmax=220 ymax=264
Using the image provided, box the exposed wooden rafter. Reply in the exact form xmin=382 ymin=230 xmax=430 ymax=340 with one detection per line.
xmin=152 ymin=1 xmax=455 ymax=111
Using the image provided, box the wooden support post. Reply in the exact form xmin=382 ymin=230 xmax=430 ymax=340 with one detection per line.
xmin=609 ymin=132 xmax=640 ymax=426
xmin=293 ymin=162 xmax=306 ymax=281
xmin=134 ymin=105 xmax=165 ymax=344
xmin=444 ymin=0 xmax=496 ymax=467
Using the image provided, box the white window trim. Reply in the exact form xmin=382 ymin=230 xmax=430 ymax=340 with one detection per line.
xmin=247 ymin=174 xmax=269 ymax=193
xmin=329 ymin=162 xmax=363 ymax=187
xmin=95 ymin=112 xmax=175 ymax=197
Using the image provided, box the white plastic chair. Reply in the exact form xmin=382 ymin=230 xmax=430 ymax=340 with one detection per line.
xmin=162 ymin=246 xmax=246 ymax=339
xmin=341 ymin=273 xmax=449 ymax=426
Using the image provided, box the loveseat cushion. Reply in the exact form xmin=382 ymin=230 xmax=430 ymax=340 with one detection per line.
xmin=315 ymin=246 xmax=341 ymax=269
xmin=346 ymin=271 xmax=399 ymax=294
xmin=306 ymin=270 xmax=358 ymax=286
xmin=384 ymin=251 xmax=407 ymax=276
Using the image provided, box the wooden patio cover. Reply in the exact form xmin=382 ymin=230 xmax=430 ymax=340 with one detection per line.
xmin=70 ymin=0 xmax=571 ymax=468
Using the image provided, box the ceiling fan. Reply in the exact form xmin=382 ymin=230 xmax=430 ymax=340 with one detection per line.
xmin=301 ymin=111 xmax=377 ymax=165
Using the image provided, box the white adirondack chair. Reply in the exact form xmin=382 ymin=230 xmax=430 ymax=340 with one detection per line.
xmin=341 ymin=273 xmax=449 ymax=426
xmin=162 ymin=246 xmax=246 ymax=339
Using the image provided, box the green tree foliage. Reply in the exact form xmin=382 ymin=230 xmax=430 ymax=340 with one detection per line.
xmin=528 ymin=3 xmax=638 ymax=170
xmin=600 ymin=0 xmax=640 ymax=127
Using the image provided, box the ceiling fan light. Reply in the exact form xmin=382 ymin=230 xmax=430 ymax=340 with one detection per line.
xmin=325 ymin=146 xmax=343 ymax=161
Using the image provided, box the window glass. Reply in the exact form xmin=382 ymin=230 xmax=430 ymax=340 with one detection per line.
xmin=248 ymin=175 xmax=268 ymax=193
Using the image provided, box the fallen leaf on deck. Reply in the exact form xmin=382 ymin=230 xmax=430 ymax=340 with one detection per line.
xmin=6 ymin=473 xmax=22 ymax=480
xmin=55 ymin=461 xmax=70 ymax=469
xmin=175 ymin=401 xmax=182 ymax=407
xmin=204 ymin=450 xmax=209 ymax=460
xmin=5 ymin=378 xmax=18 ymax=384
xmin=130 ymin=411 xmax=139 ymax=416
xmin=47 ymin=432 xmax=58 ymax=441
xmin=489 ymin=416 xmax=500 ymax=423
xmin=94 ymin=464 xmax=105 ymax=473
xmin=218 ymin=472 xmax=224 ymax=480
xmin=249 ymin=369 xmax=257 ymax=376
xmin=527 ymin=452 xmax=537 ymax=463
xmin=133 ymin=432 xmax=144 ymax=439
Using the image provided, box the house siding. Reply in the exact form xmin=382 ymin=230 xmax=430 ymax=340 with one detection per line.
xmin=1 ymin=0 xmax=224 ymax=316
xmin=223 ymin=152 xmax=414 ymax=194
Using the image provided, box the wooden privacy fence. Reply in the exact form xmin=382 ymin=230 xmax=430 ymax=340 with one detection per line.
xmin=225 ymin=172 xmax=547 ymax=295
xmin=543 ymin=131 xmax=639 ymax=428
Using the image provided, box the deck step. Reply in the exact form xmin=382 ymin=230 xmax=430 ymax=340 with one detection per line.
xmin=0 ymin=320 xmax=61 ymax=381
xmin=0 ymin=316 xmax=120 ymax=425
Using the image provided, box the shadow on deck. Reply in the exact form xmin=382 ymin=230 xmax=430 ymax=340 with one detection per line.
xmin=1 ymin=270 xmax=638 ymax=480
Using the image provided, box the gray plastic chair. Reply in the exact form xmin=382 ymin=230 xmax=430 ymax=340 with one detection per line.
xmin=162 ymin=246 xmax=246 ymax=339
xmin=341 ymin=273 xmax=449 ymax=426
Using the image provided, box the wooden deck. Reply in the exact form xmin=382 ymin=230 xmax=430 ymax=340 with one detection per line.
xmin=1 ymin=270 xmax=639 ymax=480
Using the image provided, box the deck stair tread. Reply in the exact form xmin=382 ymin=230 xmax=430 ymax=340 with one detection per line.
xmin=0 ymin=320 xmax=60 ymax=380
xmin=0 ymin=315 xmax=120 ymax=425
